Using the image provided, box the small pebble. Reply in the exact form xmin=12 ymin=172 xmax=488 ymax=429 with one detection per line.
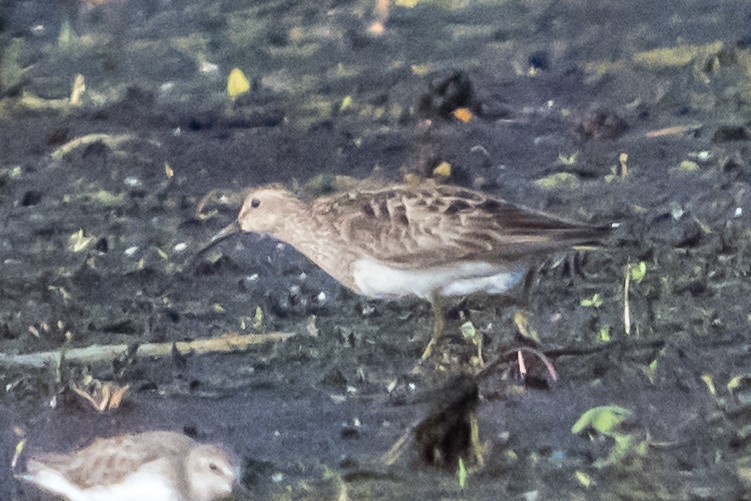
xmin=696 ymin=150 xmax=712 ymax=162
xmin=521 ymin=491 xmax=539 ymax=501
xmin=200 ymin=61 xmax=219 ymax=75
xmin=670 ymin=203 xmax=685 ymax=220
xmin=124 ymin=177 xmax=142 ymax=188
xmin=330 ymin=394 xmax=347 ymax=404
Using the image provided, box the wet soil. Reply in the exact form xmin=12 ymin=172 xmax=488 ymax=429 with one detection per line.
xmin=3 ymin=0 xmax=751 ymax=499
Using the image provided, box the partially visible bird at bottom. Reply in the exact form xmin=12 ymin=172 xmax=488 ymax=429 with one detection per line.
xmin=19 ymin=430 xmax=239 ymax=501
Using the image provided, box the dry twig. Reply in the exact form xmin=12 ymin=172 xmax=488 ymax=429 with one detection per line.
xmin=0 ymin=332 xmax=293 ymax=369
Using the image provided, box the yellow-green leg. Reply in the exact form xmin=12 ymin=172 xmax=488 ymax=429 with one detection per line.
xmin=469 ymin=410 xmax=485 ymax=466
xmin=420 ymin=295 xmax=445 ymax=360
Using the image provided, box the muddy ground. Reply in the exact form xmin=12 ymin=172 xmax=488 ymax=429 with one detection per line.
xmin=2 ymin=0 xmax=751 ymax=499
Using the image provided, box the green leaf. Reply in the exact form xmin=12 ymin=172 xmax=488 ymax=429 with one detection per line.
xmin=630 ymin=261 xmax=647 ymax=283
xmin=572 ymin=405 xmax=633 ymax=436
xmin=580 ymin=293 xmax=603 ymax=308
xmin=598 ymin=325 xmax=611 ymax=342
xmin=460 ymin=321 xmax=477 ymax=340
xmin=457 ymin=458 xmax=467 ymax=489
xmin=593 ymin=432 xmax=636 ymax=469
xmin=535 ymin=172 xmax=580 ymax=190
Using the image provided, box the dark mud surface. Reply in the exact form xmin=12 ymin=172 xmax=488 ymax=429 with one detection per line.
xmin=3 ymin=0 xmax=751 ymax=499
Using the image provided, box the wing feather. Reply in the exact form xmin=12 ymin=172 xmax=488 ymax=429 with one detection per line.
xmin=314 ymin=184 xmax=610 ymax=268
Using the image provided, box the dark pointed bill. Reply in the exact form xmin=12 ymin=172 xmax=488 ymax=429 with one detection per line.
xmin=197 ymin=221 xmax=241 ymax=256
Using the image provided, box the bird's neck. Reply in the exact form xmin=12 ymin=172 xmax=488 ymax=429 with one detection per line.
xmin=274 ymin=210 xmax=358 ymax=291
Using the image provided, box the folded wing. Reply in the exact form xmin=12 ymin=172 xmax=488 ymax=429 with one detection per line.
xmin=320 ymin=184 xmax=610 ymax=268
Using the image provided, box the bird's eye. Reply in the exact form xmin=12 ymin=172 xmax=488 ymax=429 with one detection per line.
xmin=209 ymin=462 xmax=220 ymax=472
xmin=251 ymin=198 xmax=261 ymax=208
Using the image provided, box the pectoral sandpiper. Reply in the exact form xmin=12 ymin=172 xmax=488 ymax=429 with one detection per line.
xmin=20 ymin=430 xmax=239 ymax=501
xmin=214 ymin=182 xmax=611 ymax=359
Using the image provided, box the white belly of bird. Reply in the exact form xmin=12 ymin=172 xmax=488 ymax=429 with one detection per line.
xmin=27 ymin=466 xmax=181 ymax=501
xmin=352 ymin=258 xmax=524 ymax=300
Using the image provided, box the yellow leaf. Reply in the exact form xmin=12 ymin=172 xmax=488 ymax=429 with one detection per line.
xmin=453 ymin=107 xmax=473 ymax=123
xmin=676 ymin=160 xmax=700 ymax=172
xmin=253 ymin=306 xmax=264 ymax=330
xmin=701 ymin=374 xmax=716 ymax=395
xmin=558 ymin=151 xmax=579 ymax=165
xmin=70 ymin=74 xmax=85 ymax=106
xmin=728 ymin=375 xmax=746 ymax=391
xmin=514 ymin=310 xmax=540 ymax=343
xmin=212 ymin=303 xmax=225 ymax=313
xmin=340 ymin=95 xmax=353 ymax=111
xmin=632 ymin=41 xmax=723 ymax=69
xmin=164 ymin=163 xmax=174 ymax=178
xmin=534 ymin=172 xmax=580 ymax=190
xmin=575 ymin=470 xmax=593 ymax=488
xmin=410 ymin=64 xmax=431 ymax=76
xmin=69 ymin=229 xmax=96 ymax=253
xmin=227 ymin=67 xmax=250 ymax=98
xmin=433 ymin=161 xmax=451 ymax=178
xmin=396 ymin=0 xmax=419 ymax=7
xmin=11 ymin=438 xmax=26 ymax=469
xmin=90 ymin=190 xmax=126 ymax=206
